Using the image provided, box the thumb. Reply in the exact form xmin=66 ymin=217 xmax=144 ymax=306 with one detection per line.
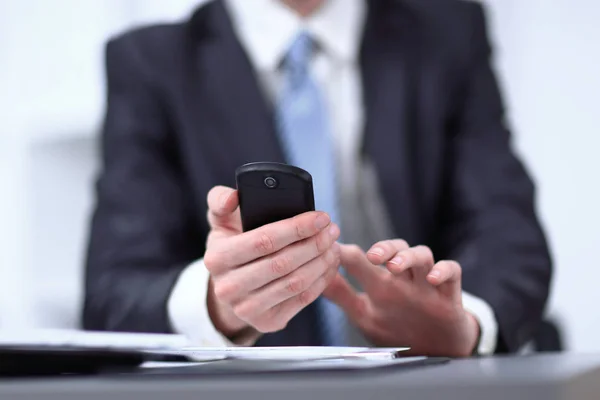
xmin=323 ymin=273 xmax=369 ymax=326
xmin=206 ymin=186 xmax=242 ymax=232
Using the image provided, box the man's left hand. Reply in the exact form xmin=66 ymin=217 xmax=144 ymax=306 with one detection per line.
xmin=323 ymin=240 xmax=480 ymax=357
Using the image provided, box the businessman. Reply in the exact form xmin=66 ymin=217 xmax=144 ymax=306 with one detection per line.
xmin=84 ymin=0 xmax=552 ymax=357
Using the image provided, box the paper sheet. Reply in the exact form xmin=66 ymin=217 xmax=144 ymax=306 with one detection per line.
xmin=153 ymin=346 xmax=410 ymax=361
xmin=0 ymin=329 xmax=189 ymax=350
xmin=0 ymin=329 xmax=409 ymax=362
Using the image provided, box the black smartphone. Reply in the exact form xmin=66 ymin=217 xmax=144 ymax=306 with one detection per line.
xmin=235 ymin=162 xmax=315 ymax=232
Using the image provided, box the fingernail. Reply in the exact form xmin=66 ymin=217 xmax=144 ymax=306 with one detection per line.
xmin=368 ymin=247 xmax=384 ymax=257
xmin=428 ymin=270 xmax=441 ymax=280
xmin=315 ymin=213 xmax=331 ymax=230
xmin=329 ymin=223 xmax=340 ymax=238
xmin=389 ymin=256 xmax=403 ymax=266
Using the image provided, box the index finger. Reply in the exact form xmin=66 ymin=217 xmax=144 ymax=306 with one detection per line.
xmin=213 ymin=211 xmax=333 ymax=267
xmin=366 ymin=239 xmax=410 ymax=265
xmin=340 ymin=245 xmax=386 ymax=294
xmin=427 ymin=260 xmax=462 ymax=300
xmin=323 ymin=273 xmax=369 ymax=327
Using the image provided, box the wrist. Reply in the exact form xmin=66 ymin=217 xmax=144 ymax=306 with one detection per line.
xmin=207 ymin=277 xmax=249 ymax=339
xmin=464 ymin=311 xmax=481 ymax=356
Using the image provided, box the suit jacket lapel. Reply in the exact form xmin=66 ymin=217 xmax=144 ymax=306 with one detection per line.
xmin=189 ymin=0 xmax=286 ymax=184
xmin=189 ymin=0 xmax=435 ymax=242
xmin=360 ymin=0 xmax=424 ymax=243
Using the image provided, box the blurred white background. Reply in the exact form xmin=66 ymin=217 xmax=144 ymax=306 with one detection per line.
xmin=1 ymin=0 xmax=599 ymax=351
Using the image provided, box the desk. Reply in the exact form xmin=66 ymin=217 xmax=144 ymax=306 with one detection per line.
xmin=1 ymin=353 xmax=599 ymax=400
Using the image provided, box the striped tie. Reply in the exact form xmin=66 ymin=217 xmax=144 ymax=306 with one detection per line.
xmin=274 ymin=32 xmax=347 ymax=346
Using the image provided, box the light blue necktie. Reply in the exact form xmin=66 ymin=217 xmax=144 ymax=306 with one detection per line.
xmin=275 ymin=32 xmax=347 ymax=346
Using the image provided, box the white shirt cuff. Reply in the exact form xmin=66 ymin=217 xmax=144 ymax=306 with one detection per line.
xmin=168 ymin=262 xmax=498 ymax=353
xmin=167 ymin=258 xmax=236 ymax=347
xmin=462 ymin=291 xmax=498 ymax=355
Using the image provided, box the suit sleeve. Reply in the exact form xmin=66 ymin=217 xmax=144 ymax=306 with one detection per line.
xmin=83 ymin=36 xmax=205 ymax=332
xmin=438 ymin=4 xmax=552 ymax=352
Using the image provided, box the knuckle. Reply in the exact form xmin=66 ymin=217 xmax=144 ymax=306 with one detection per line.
xmin=399 ymin=249 xmax=413 ymax=265
xmin=379 ymin=240 xmax=394 ymax=252
xmin=232 ymin=303 xmax=248 ymax=319
xmin=323 ymin=249 xmax=336 ymax=268
xmin=213 ymin=280 xmax=240 ymax=302
xmin=208 ymin=186 xmax=230 ymax=213
xmin=291 ymin=215 xmax=310 ymax=239
xmin=264 ymin=304 xmax=280 ymax=322
xmin=332 ymin=242 xmax=341 ymax=257
xmin=286 ymin=275 xmax=306 ymax=295
xmin=206 ymin=187 xmax=219 ymax=207
xmin=446 ymin=260 xmax=462 ymax=277
xmin=314 ymin=231 xmax=330 ymax=254
xmin=397 ymin=239 xmax=409 ymax=249
xmin=348 ymin=245 xmax=363 ymax=261
xmin=417 ymin=245 xmax=434 ymax=262
xmin=203 ymin=251 xmax=223 ymax=272
xmin=270 ymin=253 xmax=293 ymax=277
xmin=254 ymin=233 xmax=276 ymax=255
xmin=373 ymin=240 xmax=386 ymax=248
xmin=332 ymin=250 xmax=341 ymax=267
xmin=232 ymin=301 xmax=256 ymax=321
xmin=313 ymin=231 xmax=326 ymax=253
xmin=325 ymin=264 xmax=338 ymax=281
xmin=217 ymin=190 xmax=229 ymax=208
xmin=298 ymin=288 xmax=316 ymax=307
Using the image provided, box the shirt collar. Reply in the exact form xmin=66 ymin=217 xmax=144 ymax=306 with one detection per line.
xmin=224 ymin=0 xmax=366 ymax=72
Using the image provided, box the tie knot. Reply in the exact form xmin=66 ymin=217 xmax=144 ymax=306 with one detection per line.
xmin=283 ymin=32 xmax=314 ymax=75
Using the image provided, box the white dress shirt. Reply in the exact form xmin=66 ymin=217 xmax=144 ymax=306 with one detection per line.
xmin=168 ymin=0 xmax=498 ymax=354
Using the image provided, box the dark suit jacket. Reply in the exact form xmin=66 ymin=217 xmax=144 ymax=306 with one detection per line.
xmin=83 ymin=0 xmax=552 ymax=353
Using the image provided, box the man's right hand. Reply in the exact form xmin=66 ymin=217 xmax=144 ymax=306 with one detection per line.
xmin=203 ymin=186 xmax=341 ymax=339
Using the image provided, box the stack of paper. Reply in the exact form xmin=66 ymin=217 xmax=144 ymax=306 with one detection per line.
xmin=151 ymin=346 xmax=410 ymax=361
xmin=0 ymin=329 xmax=189 ymax=350
xmin=0 ymin=329 xmax=409 ymax=362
